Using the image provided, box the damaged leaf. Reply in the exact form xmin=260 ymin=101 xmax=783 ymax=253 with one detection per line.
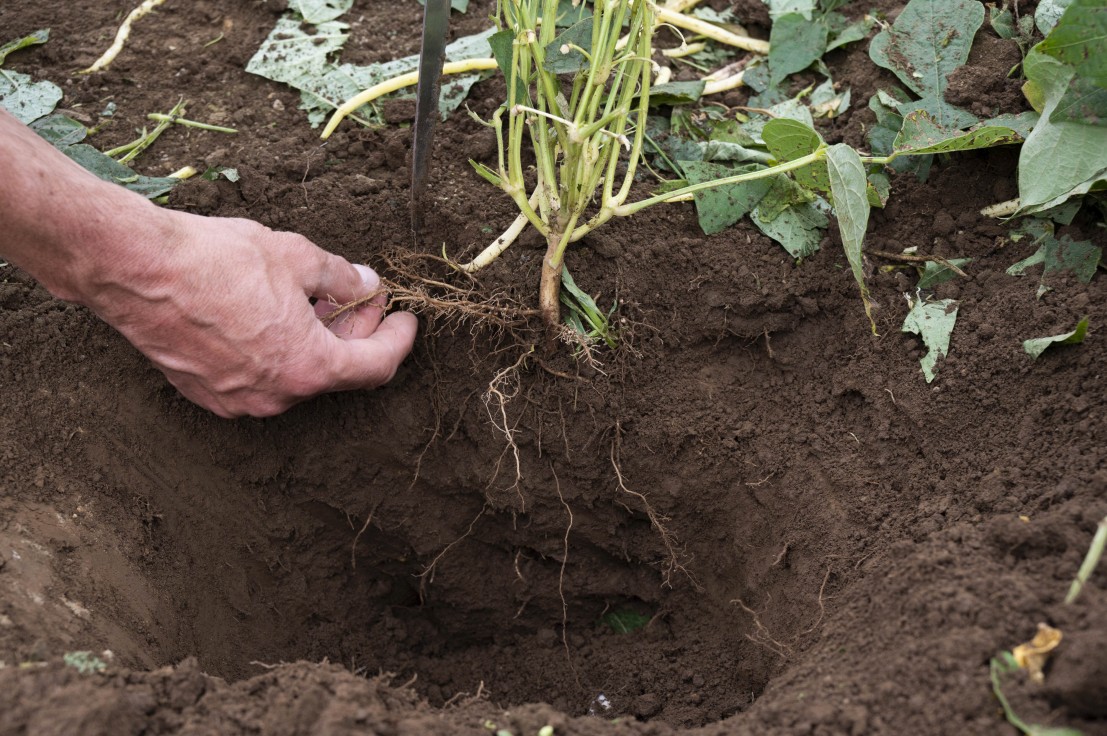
xmin=868 ymin=0 xmax=983 ymax=129
xmin=902 ymin=297 xmax=959 ymax=382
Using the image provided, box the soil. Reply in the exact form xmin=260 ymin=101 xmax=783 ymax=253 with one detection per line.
xmin=2 ymin=0 xmax=1106 ymax=735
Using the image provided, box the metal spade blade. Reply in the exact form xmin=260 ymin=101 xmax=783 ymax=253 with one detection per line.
xmin=411 ymin=0 xmax=451 ymax=236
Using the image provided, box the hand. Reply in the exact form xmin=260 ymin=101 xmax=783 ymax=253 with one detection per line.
xmin=81 ymin=211 xmax=418 ymax=418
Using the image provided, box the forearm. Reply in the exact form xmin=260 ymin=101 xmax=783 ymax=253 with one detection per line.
xmin=0 ymin=109 xmax=174 ymax=304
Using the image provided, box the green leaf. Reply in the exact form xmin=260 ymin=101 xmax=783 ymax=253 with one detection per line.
xmin=891 ymin=110 xmax=1030 ymax=155
xmin=1024 ymin=317 xmax=1089 ymax=359
xmin=767 ymin=0 xmax=817 ymax=21
xmin=1037 ymin=0 xmax=1107 ymax=89
xmin=600 ymin=609 xmax=651 ymax=634
xmin=902 ymin=298 xmax=959 ymax=381
xmin=762 ymin=117 xmax=831 ymax=192
xmin=201 ymin=166 xmax=240 ymax=182
xmin=0 ymin=68 xmax=62 ymax=124
xmin=29 ymin=113 xmax=87 ymax=147
xmin=649 ymin=80 xmax=705 ymax=106
xmin=917 ymin=258 xmax=971 ymax=288
xmin=1017 ymin=50 xmax=1107 ymax=211
xmin=544 ymin=17 xmax=592 ymax=74
xmin=1036 ymin=0 xmax=1075 ymax=35
xmin=247 ymin=18 xmax=496 ymax=127
xmin=809 ymin=77 xmax=851 ymax=118
xmin=561 ymin=267 xmax=616 ymax=348
xmin=681 ymin=161 xmax=774 ymax=235
xmin=825 ymin=13 xmax=873 ymax=52
xmin=896 ymin=95 xmax=978 ymax=132
xmin=0 ymin=29 xmax=49 ymax=66
xmin=750 ymin=194 xmax=828 ymax=259
xmin=769 ymin=13 xmax=828 ymax=85
xmin=1050 ymin=75 xmax=1107 ymax=125
xmin=61 ymin=144 xmax=178 ymax=199
xmin=826 ymin=143 xmax=874 ymax=332
xmin=869 ymin=0 xmax=985 ymax=101
xmin=288 ymin=0 xmax=354 ymax=24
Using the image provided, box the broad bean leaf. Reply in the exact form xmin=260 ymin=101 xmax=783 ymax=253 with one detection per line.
xmin=917 ymin=258 xmax=972 ymax=289
xmin=826 ymin=143 xmax=875 ymax=332
xmin=29 ymin=113 xmax=87 ymax=146
xmin=1017 ymin=50 xmax=1107 ymax=212
xmin=868 ymin=89 xmax=932 ymax=179
xmin=418 ymin=0 xmax=470 ymax=12
xmin=0 ymin=29 xmax=49 ymax=65
xmin=681 ymin=161 xmax=773 ymax=235
xmin=62 ymin=144 xmax=177 ymax=199
xmin=809 ymin=77 xmax=851 ymax=118
xmin=1036 ymin=0 xmax=1075 ymax=35
xmin=0 ymin=68 xmax=62 ymax=124
xmin=891 ymin=110 xmax=1031 ymax=155
xmin=1024 ymin=317 xmax=1089 ymax=359
xmin=769 ymin=13 xmax=828 ymax=85
xmin=825 ymin=13 xmax=873 ymax=52
xmin=766 ymin=0 xmax=817 ymax=21
xmin=649 ymin=81 xmax=705 ymax=106
xmin=750 ymin=197 xmax=827 ymax=259
xmin=544 ymin=18 xmax=592 ymax=74
xmin=248 ymin=18 xmax=495 ymax=126
xmin=869 ymin=0 xmax=984 ymax=128
xmin=1037 ymin=0 xmax=1107 ymax=89
xmin=289 ymin=0 xmax=354 ymax=24
xmin=902 ymin=298 xmax=959 ymax=381
xmin=1007 ymin=234 xmax=1101 ymax=282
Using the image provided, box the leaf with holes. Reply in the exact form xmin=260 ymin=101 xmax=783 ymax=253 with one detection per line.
xmin=902 ymin=298 xmax=959 ymax=381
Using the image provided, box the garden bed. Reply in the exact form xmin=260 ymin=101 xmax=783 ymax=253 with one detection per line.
xmin=1 ymin=0 xmax=1105 ymax=734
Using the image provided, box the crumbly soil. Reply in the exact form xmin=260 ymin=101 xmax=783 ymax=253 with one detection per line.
xmin=2 ymin=1 xmax=1106 ymax=735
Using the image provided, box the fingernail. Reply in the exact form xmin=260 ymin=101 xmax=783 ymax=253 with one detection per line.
xmin=354 ymin=264 xmax=380 ymax=291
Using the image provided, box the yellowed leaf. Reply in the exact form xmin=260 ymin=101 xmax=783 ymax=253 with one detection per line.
xmin=1012 ymin=623 xmax=1062 ymax=683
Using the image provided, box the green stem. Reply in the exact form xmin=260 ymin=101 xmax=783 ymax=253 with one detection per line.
xmin=616 ymin=149 xmax=826 ymax=217
xmin=146 ymin=113 xmax=237 ymax=134
xmin=1066 ymin=516 xmax=1107 ymax=605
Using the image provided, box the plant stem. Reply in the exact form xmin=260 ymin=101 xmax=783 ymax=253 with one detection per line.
xmin=654 ymin=7 xmax=770 ymax=55
xmin=616 ymin=149 xmax=824 ymax=217
xmin=1066 ymin=516 xmax=1107 ymax=605
xmin=115 ymin=98 xmax=185 ymax=164
xmin=320 ymin=58 xmax=498 ymax=139
xmin=147 ymin=113 xmax=237 ymax=134
xmin=81 ymin=0 xmax=167 ymax=74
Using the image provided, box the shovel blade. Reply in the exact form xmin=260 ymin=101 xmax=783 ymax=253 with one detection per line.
xmin=411 ymin=0 xmax=451 ymax=236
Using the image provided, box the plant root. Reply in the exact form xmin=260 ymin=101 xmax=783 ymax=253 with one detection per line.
xmin=81 ymin=0 xmax=167 ymax=74
xmin=730 ymin=564 xmax=834 ymax=659
xmin=610 ymin=420 xmax=700 ymax=590
xmin=550 ymin=463 xmax=583 ymax=691
xmin=483 ymin=350 xmax=533 ymax=511
xmin=418 ymin=503 xmax=489 ymax=597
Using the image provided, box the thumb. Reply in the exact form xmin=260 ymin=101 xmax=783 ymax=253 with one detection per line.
xmin=304 ymin=246 xmax=383 ymax=306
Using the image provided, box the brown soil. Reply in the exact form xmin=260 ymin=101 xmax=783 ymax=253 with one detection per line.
xmin=2 ymin=1 xmax=1106 ymax=735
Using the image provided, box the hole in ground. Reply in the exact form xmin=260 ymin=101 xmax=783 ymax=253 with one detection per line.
xmin=57 ymin=384 xmax=840 ymax=728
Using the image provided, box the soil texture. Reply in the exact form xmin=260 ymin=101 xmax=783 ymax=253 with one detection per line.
xmin=1 ymin=0 xmax=1106 ymax=734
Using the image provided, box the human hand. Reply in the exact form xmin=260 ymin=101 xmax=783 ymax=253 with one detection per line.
xmin=78 ymin=211 xmax=418 ymax=418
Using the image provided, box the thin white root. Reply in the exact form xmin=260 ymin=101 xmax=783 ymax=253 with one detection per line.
xmin=81 ymin=0 xmax=167 ymax=74
xmin=456 ymin=189 xmax=541 ymax=273
xmin=655 ymin=7 xmax=770 ymax=55
xmin=981 ymin=198 xmax=1020 ymax=218
xmin=321 ymin=57 xmax=499 ymax=139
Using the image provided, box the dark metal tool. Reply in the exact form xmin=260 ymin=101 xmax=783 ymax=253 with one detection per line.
xmin=411 ymin=0 xmax=451 ymax=236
